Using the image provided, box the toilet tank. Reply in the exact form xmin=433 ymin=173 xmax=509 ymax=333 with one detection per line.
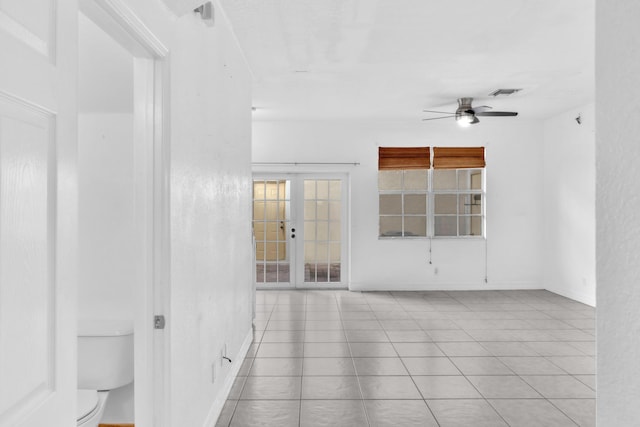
xmin=78 ymin=319 xmax=134 ymax=390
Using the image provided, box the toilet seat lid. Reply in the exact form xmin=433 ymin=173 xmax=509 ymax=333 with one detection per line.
xmin=77 ymin=389 xmax=99 ymax=420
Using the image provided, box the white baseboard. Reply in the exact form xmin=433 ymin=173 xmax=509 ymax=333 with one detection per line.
xmin=545 ymin=286 xmax=596 ymax=307
xmin=349 ymin=281 xmax=541 ymax=292
xmin=204 ymin=328 xmax=253 ymax=427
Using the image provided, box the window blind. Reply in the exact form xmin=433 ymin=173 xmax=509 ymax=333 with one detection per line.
xmin=378 ymin=147 xmax=430 ymax=170
xmin=433 ymin=147 xmax=485 ymax=169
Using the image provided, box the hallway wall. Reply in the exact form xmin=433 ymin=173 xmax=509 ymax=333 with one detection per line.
xmin=596 ymin=0 xmax=640 ymax=423
xmin=122 ymin=1 xmax=254 ymax=425
xmin=253 ymin=119 xmax=544 ymax=290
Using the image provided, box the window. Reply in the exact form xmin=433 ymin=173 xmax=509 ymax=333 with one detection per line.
xmin=378 ymin=146 xmax=485 ymax=238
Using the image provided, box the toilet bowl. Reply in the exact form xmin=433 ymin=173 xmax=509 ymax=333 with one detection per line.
xmin=77 ymin=319 xmax=133 ymax=426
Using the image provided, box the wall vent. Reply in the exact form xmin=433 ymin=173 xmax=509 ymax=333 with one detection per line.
xmin=489 ymin=88 xmax=522 ymax=97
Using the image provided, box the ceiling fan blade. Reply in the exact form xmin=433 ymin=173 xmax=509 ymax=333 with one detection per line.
xmin=422 ymin=109 xmax=455 ymax=114
xmin=471 ymin=116 xmax=480 ymax=124
xmin=475 ymin=111 xmax=518 ymax=117
xmin=422 ymin=115 xmax=456 ymax=121
xmin=473 ymin=106 xmax=492 ymax=114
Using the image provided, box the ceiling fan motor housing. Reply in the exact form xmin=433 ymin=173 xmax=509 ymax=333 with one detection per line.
xmin=455 ymin=98 xmax=477 ymax=124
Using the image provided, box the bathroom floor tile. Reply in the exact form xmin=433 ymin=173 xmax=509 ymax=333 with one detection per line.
xmin=364 ymin=400 xmax=438 ymax=427
xmin=546 ymin=356 xmax=596 ymax=374
xmin=344 ymin=329 xmax=389 ymax=342
xmin=300 ymin=400 xmax=368 ymax=427
xmin=425 ymin=330 xmax=475 ymax=342
xmin=256 ymin=343 xmax=304 ymax=358
xmin=498 ymin=356 xmax=567 ymax=375
xmin=261 ymin=330 xmax=305 ymax=343
xmin=304 ymin=342 xmax=351 ymax=357
xmin=436 ymin=342 xmax=492 ymax=357
xmin=385 ymin=329 xmax=432 ymax=342
xmin=479 ymin=341 xmax=540 ymax=356
xmin=303 ymin=330 xmax=347 ymax=342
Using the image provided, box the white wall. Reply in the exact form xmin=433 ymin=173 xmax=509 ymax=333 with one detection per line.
xmin=597 ymin=0 xmax=640 ymax=424
xmin=541 ymin=103 xmax=596 ymax=306
xmin=253 ymin=119 xmax=543 ymax=290
xmin=78 ymin=113 xmax=135 ymax=321
xmin=78 ymin=1 xmax=255 ymax=425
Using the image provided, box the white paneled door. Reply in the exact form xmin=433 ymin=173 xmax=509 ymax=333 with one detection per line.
xmin=253 ymin=174 xmax=348 ymax=289
xmin=0 ymin=1 xmax=77 ymax=426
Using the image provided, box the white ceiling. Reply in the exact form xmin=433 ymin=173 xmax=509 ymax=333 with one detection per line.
xmin=220 ymin=0 xmax=594 ymax=122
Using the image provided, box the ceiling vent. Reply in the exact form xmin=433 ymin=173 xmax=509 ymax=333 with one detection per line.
xmin=489 ymin=88 xmax=522 ymax=97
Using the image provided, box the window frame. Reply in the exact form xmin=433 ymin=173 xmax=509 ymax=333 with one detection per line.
xmin=378 ymin=168 xmax=485 ymax=240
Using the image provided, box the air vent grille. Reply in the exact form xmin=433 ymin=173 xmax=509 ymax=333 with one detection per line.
xmin=489 ymin=88 xmax=522 ymax=97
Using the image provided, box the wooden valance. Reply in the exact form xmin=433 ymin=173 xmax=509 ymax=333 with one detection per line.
xmin=378 ymin=147 xmax=430 ymax=170
xmin=432 ymin=147 xmax=485 ymax=169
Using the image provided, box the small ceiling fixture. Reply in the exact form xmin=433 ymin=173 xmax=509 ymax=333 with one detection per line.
xmin=489 ymin=88 xmax=522 ymax=97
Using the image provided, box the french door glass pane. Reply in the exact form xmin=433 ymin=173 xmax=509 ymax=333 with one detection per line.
xmin=304 ymin=179 xmax=341 ymax=283
xmin=253 ymin=180 xmax=290 ymax=284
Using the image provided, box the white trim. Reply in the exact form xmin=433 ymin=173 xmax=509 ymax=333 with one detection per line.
xmin=545 ymin=285 xmax=596 ymax=307
xmin=349 ymin=281 xmax=542 ymax=291
xmin=203 ymin=328 xmax=253 ymax=427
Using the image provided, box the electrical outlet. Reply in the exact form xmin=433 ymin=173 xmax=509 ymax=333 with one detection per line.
xmin=212 ymin=362 xmax=216 ymax=383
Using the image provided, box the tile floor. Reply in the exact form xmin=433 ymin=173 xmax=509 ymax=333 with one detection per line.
xmin=216 ymin=289 xmax=595 ymax=427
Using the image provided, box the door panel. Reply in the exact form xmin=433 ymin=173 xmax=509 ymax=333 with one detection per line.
xmin=0 ymin=0 xmax=77 ymax=426
xmin=253 ymin=175 xmax=347 ymax=289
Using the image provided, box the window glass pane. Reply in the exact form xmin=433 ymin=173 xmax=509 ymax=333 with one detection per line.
xmin=404 ymin=216 xmax=427 ymax=237
xmin=433 ymin=169 xmax=457 ymax=190
xmin=253 ymin=201 xmax=265 ymax=219
xmin=459 ymin=216 xmax=483 ymax=236
xmin=304 ymin=221 xmax=316 ymax=241
xmin=380 ymin=216 xmax=402 ymax=237
xmin=457 ymin=169 xmax=482 ymax=190
xmin=317 ymin=201 xmax=329 ymax=220
xmin=317 ymin=180 xmax=329 ymax=199
xmin=304 ymin=201 xmax=316 ymax=220
xmin=434 ymin=216 xmax=457 ymax=236
xmin=329 ymin=180 xmax=341 ymax=200
xmin=403 ymin=169 xmax=428 ymax=190
xmin=265 ymin=201 xmax=279 ymax=218
xmin=304 ymin=242 xmax=316 ymax=262
xmin=434 ymin=194 xmax=457 ymax=214
xmin=316 ymin=221 xmax=329 ymax=241
xmin=329 ymin=222 xmax=341 ymax=241
xmin=459 ymin=194 xmax=482 ymax=214
xmin=304 ymin=180 xmax=316 ymax=199
xmin=378 ymin=170 xmax=402 ymax=190
xmin=404 ymin=194 xmax=427 ymax=215
xmin=253 ymin=181 xmax=266 ymax=199
xmin=316 ymin=242 xmax=329 ymax=261
xmin=379 ymin=194 xmax=402 ymax=215
xmin=329 ymin=242 xmax=341 ymax=263
xmin=329 ymin=201 xmax=341 ymax=220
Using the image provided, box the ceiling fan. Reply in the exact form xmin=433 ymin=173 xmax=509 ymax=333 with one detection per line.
xmin=423 ymin=97 xmax=518 ymax=127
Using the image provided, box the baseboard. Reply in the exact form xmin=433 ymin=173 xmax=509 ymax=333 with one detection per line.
xmin=349 ymin=281 xmax=541 ymax=292
xmin=545 ymin=286 xmax=596 ymax=307
xmin=203 ymin=328 xmax=253 ymax=427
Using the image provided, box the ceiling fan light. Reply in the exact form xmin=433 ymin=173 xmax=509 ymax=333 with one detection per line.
xmin=455 ymin=111 xmax=475 ymax=127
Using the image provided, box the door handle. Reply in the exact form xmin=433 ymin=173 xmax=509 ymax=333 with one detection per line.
xmin=291 ymin=227 xmax=296 ymax=238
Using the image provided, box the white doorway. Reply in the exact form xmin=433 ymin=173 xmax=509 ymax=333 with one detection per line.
xmin=78 ymin=0 xmax=168 ymax=425
xmin=253 ymin=174 xmax=349 ymax=289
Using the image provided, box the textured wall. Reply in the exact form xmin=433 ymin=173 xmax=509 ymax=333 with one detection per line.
xmin=253 ymin=119 xmax=544 ymax=290
xmin=597 ymin=0 xmax=640 ymax=424
xmin=542 ymin=103 xmax=596 ymax=306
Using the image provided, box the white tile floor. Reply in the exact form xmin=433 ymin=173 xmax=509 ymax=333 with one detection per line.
xmin=216 ymin=289 xmax=595 ymax=427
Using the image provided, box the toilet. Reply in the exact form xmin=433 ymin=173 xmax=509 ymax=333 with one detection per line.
xmin=77 ymin=319 xmax=134 ymax=426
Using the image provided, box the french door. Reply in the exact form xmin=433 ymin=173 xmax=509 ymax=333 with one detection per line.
xmin=253 ymin=174 xmax=348 ymax=288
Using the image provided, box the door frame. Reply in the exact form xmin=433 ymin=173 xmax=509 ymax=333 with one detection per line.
xmin=252 ymin=172 xmax=350 ymax=290
xmin=78 ymin=1 xmax=170 ymax=425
